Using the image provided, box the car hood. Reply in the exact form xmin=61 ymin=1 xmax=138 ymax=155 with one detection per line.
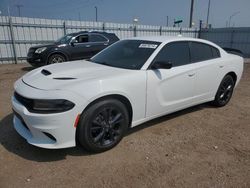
xmin=22 ymin=60 xmax=131 ymax=90
xmin=30 ymin=43 xmax=56 ymax=49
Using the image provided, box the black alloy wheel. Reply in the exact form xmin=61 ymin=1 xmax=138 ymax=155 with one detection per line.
xmin=213 ymin=75 xmax=235 ymax=107
xmin=48 ymin=54 xmax=65 ymax=64
xmin=77 ymin=99 xmax=129 ymax=153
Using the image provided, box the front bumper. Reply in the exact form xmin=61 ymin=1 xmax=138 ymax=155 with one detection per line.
xmin=27 ymin=53 xmax=47 ymax=67
xmin=12 ymin=79 xmax=86 ymax=149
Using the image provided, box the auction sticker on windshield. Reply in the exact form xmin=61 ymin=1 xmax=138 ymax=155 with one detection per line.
xmin=139 ymin=44 xmax=158 ymax=49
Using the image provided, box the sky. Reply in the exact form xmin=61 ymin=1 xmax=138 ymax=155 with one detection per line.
xmin=0 ymin=0 xmax=250 ymax=28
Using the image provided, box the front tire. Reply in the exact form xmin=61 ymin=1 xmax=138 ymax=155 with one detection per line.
xmin=48 ymin=54 xmax=66 ymax=64
xmin=212 ymin=75 xmax=235 ymax=107
xmin=77 ymin=99 xmax=129 ymax=153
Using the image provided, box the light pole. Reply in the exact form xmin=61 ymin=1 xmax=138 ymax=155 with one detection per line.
xmin=95 ymin=6 xmax=98 ymax=22
xmin=228 ymin=11 xmax=240 ymax=27
xmin=206 ymin=0 xmax=211 ymax=28
xmin=189 ymin=0 xmax=195 ymax=28
xmin=133 ymin=18 xmax=139 ymax=24
xmin=133 ymin=18 xmax=139 ymax=37
xmin=189 ymin=0 xmax=194 ymax=28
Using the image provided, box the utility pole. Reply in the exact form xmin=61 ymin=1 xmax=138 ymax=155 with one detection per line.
xmin=95 ymin=6 xmax=98 ymax=22
xmin=15 ymin=4 xmax=23 ymax=17
xmin=189 ymin=0 xmax=194 ymax=28
xmin=167 ymin=16 xmax=169 ymax=27
xmin=206 ymin=0 xmax=211 ymax=28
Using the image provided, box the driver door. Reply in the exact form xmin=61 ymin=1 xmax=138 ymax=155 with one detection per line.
xmin=146 ymin=41 xmax=196 ymax=118
xmin=69 ymin=34 xmax=92 ymax=60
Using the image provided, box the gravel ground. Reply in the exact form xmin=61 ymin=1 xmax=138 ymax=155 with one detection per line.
xmin=0 ymin=62 xmax=249 ymax=188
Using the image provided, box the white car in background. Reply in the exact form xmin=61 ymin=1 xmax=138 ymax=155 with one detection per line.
xmin=12 ymin=36 xmax=243 ymax=152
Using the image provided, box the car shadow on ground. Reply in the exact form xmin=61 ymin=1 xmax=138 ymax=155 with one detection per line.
xmin=0 ymin=103 xmax=213 ymax=162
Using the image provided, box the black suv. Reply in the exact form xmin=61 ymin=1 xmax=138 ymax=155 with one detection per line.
xmin=27 ymin=31 xmax=119 ymax=67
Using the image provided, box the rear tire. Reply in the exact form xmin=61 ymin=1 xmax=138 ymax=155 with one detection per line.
xmin=77 ymin=99 xmax=129 ymax=153
xmin=212 ymin=75 xmax=235 ymax=107
xmin=48 ymin=54 xmax=66 ymax=64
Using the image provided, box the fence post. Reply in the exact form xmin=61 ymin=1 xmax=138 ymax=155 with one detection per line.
xmin=102 ymin=22 xmax=105 ymax=31
xmin=63 ymin=21 xmax=67 ymax=35
xmin=159 ymin=26 xmax=162 ymax=36
xmin=9 ymin=16 xmax=18 ymax=64
xmin=198 ymin=20 xmax=202 ymax=38
xmin=133 ymin=25 xmax=137 ymax=37
xmin=230 ymin=29 xmax=235 ymax=48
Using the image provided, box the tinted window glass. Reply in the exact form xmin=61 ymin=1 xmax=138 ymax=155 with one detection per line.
xmin=153 ymin=42 xmax=190 ymax=67
xmin=211 ymin=47 xmax=220 ymax=58
xmin=190 ymin=42 xmax=214 ymax=62
xmin=90 ymin=34 xmax=107 ymax=42
xmin=75 ymin=35 xmax=88 ymax=43
xmin=90 ymin=40 xmax=160 ymax=70
xmin=56 ymin=34 xmax=73 ymax=44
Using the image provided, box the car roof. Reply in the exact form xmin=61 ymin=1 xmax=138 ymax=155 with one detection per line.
xmin=128 ymin=36 xmax=211 ymax=44
xmin=69 ymin=31 xmax=114 ymax=36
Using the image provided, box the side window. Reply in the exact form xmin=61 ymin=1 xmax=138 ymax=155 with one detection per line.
xmin=153 ymin=42 xmax=190 ymax=67
xmin=190 ymin=42 xmax=214 ymax=62
xmin=75 ymin=35 xmax=89 ymax=43
xmin=90 ymin=34 xmax=107 ymax=42
xmin=211 ymin=47 xmax=221 ymax=58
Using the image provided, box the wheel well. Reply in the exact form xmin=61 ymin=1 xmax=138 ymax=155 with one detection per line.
xmin=226 ymin=72 xmax=237 ymax=83
xmin=83 ymin=95 xmax=133 ymax=126
xmin=47 ymin=52 xmax=67 ymax=63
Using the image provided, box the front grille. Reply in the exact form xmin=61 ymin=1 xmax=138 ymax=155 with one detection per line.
xmin=14 ymin=92 xmax=33 ymax=111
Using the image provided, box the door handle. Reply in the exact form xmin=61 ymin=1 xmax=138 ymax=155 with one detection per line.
xmin=219 ymin=65 xmax=224 ymax=68
xmin=85 ymin=45 xmax=91 ymax=48
xmin=188 ymin=73 xmax=195 ymax=77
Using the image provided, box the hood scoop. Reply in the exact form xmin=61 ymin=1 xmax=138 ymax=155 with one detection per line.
xmin=41 ymin=69 xmax=52 ymax=76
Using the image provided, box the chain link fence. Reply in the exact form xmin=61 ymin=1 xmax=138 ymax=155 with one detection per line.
xmin=200 ymin=28 xmax=250 ymax=57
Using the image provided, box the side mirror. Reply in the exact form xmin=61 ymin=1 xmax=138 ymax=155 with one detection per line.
xmin=70 ymin=38 xmax=77 ymax=46
xmin=151 ymin=61 xmax=172 ymax=69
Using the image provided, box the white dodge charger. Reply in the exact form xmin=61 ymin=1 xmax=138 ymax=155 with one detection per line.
xmin=12 ymin=36 xmax=243 ymax=152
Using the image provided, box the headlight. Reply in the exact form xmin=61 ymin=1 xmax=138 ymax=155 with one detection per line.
xmin=32 ymin=99 xmax=75 ymax=113
xmin=35 ymin=47 xmax=47 ymax=54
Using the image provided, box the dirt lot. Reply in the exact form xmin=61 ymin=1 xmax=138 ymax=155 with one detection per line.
xmin=0 ymin=62 xmax=249 ymax=188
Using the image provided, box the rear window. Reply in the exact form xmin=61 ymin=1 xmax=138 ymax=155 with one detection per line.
xmin=211 ymin=47 xmax=221 ymax=58
xmin=190 ymin=42 xmax=220 ymax=62
xmin=90 ymin=34 xmax=107 ymax=42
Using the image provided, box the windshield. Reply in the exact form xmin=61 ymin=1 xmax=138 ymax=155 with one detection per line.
xmin=90 ymin=40 xmax=161 ymax=70
xmin=55 ymin=34 xmax=74 ymax=44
